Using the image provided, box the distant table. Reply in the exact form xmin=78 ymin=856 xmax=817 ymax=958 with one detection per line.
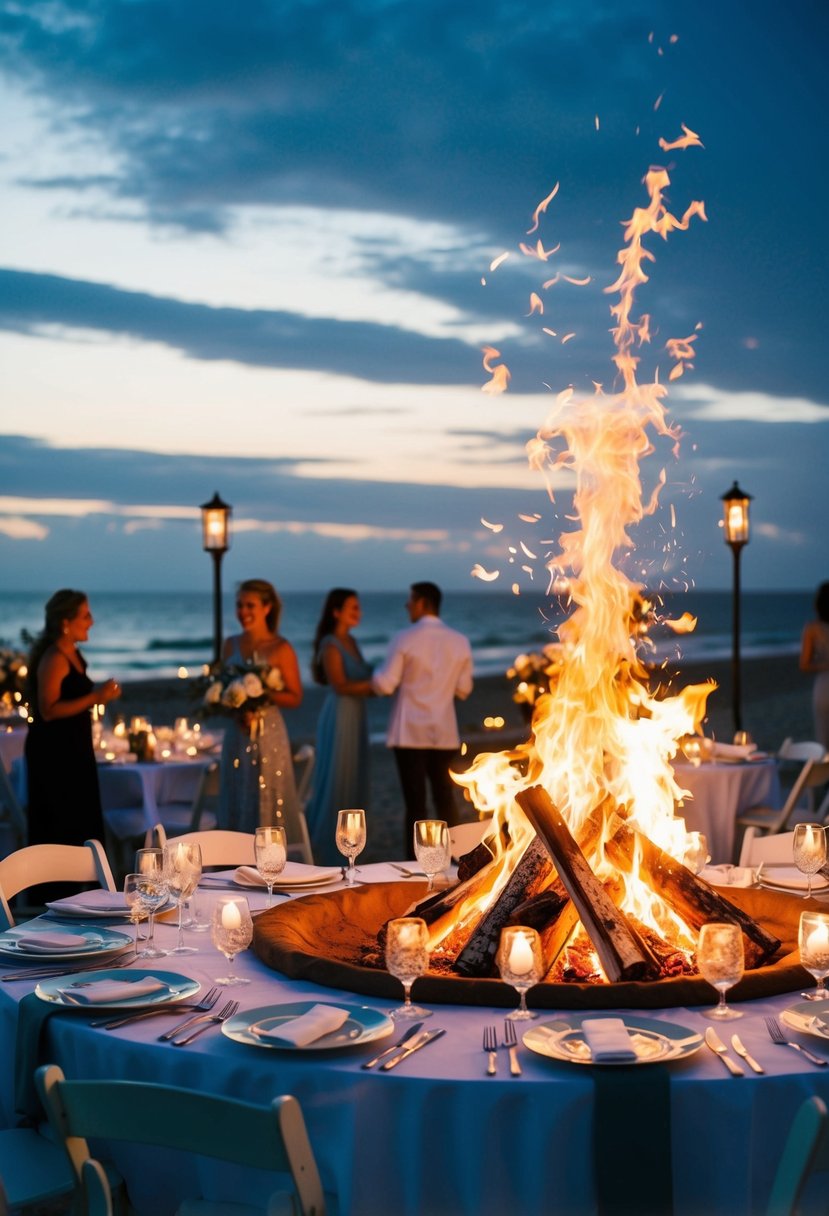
xmin=97 ymin=757 xmax=213 ymax=833
xmin=673 ymin=758 xmax=781 ymax=864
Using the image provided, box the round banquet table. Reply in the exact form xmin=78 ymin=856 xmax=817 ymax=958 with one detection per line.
xmin=1 ymin=861 xmax=828 ymax=1216
xmin=673 ymin=757 xmax=781 ymax=865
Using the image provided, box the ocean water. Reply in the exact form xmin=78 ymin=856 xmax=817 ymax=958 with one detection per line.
xmin=0 ymin=588 xmax=812 ymax=685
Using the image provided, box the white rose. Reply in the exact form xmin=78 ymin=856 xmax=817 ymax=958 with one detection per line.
xmin=242 ymin=672 xmax=264 ymax=698
xmin=222 ymin=678 xmax=248 ymax=708
xmin=264 ymin=666 xmax=284 ymax=691
xmin=204 ymin=681 xmax=223 ymax=705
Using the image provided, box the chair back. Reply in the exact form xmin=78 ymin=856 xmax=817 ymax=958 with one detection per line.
xmin=0 ymin=840 xmax=115 ymax=929
xmin=778 ymin=738 xmax=826 ymax=763
xmin=738 ymin=827 xmax=795 ymax=867
xmin=293 ymin=745 xmax=315 ymax=807
xmin=767 ymin=1094 xmax=828 ymax=1216
xmin=187 ymin=761 xmax=220 ymax=831
xmin=151 ymin=827 xmax=255 ymax=867
xmin=36 ymin=1064 xmax=326 ymax=1216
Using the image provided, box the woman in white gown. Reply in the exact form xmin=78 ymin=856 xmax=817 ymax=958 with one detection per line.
xmin=217 ymin=579 xmax=303 ymax=833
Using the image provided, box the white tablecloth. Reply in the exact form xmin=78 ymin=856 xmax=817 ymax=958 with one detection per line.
xmin=0 ymin=861 xmax=825 ymax=1216
xmin=673 ymin=758 xmax=781 ymax=864
xmin=97 ymin=758 xmax=212 ymax=831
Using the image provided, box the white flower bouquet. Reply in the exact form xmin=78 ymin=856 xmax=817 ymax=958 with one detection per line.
xmin=200 ymin=663 xmax=284 ymax=722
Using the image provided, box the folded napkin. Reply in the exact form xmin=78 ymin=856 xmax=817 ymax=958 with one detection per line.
xmin=234 ymin=863 xmax=339 ymax=889
xmin=57 ymin=977 xmax=167 ymax=1004
xmin=710 ymin=740 xmax=756 ymax=761
xmin=581 ymin=1017 xmax=638 ymax=1063
xmin=14 ymin=932 xmax=91 ymax=953
xmin=46 ymin=889 xmax=128 ymax=916
xmin=700 ymin=864 xmax=757 ymax=888
xmin=251 ymin=1004 xmax=350 ymax=1047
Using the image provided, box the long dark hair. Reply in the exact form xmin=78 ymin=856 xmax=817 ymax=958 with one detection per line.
xmin=311 ymin=588 xmax=357 ymax=685
xmin=26 ymin=588 xmax=87 ymax=700
xmin=238 ymin=579 xmax=282 ymax=633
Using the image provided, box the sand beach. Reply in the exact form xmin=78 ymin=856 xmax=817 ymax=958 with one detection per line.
xmin=115 ymin=651 xmax=816 ymax=863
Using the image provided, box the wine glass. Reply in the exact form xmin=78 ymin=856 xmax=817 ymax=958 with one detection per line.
xmin=163 ymin=841 xmax=203 ymax=955
xmin=696 ymin=922 xmax=744 ymax=1020
xmin=211 ymin=896 xmax=253 ymax=985
xmin=385 ymin=917 xmax=432 ymax=1020
xmin=413 ymin=819 xmax=451 ymax=892
xmin=496 ymin=926 xmax=543 ymax=1021
xmin=133 ymin=848 xmax=168 ymax=959
xmin=793 ymin=824 xmax=827 ymax=899
xmin=336 ymin=809 xmax=366 ymax=887
xmin=123 ymin=874 xmax=144 ymax=957
xmin=254 ymin=825 xmax=287 ymax=907
xmin=799 ymin=911 xmax=829 ymax=1000
xmin=683 ymin=832 xmax=711 ymax=876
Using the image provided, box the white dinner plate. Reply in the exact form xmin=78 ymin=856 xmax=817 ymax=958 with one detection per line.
xmin=781 ymin=1001 xmax=829 ymax=1042
xmin=523 ymin=1014 xmax=703 ymax=1066
xmin=35 ymin=968 xmax=200 ymax=1009
xmin=757 ymin=867 xmax=829 ymax=893
xmin=222 ymin=1001 xmax=394 ymax=1051
xmin=232 ymin=863 xmax=341 ymax=890
xmin=0 ymin=925 xmax=131 ymax=961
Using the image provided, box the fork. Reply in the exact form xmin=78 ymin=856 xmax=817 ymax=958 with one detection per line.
xmin=483 ymin=1025 xmax=497 ymax=1076
xmin=91 ymin=986 xmax=220 ymax=1029
xmin=503 ymin=1019 xmax=522 ymax=1076
xmin=169 ymin=1000 xmax=239 ymax=1047
xmin=765 ymin=1016 xmax=828 ymax=1066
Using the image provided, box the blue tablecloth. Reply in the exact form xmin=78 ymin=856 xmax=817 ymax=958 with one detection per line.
xmin=1 ymin=861 xmax=827 ymax=1216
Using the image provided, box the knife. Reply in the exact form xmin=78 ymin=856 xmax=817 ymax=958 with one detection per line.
xmin=704 ymin=1027 xmax=744 ymax=1076
xmin=730 ymin=1034 xmax=764 ymax=1074
xmin=380 ymin=1027 xmax=446 ymax=1071
xmin=361 ymin=1021 xmax=423 ymax=1069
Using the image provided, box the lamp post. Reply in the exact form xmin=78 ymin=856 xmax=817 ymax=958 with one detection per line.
xmin=200 ymin=492 xmax=232 ymax=667
xmin=720 ymin=481 xmax=752 ymax=736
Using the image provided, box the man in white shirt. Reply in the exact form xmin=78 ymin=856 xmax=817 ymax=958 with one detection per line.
xmin=372 ymin=582 xmax=473 ymax=851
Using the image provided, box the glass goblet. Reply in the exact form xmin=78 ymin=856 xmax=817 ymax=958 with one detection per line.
xmin=496 ymin=926 xmax=543 ymax=1021
xmin=133 ymin=848 xmax=168 ymax=959
xmin=793 ymin=824 xmax=827 ymax=900
xmin=683 ymin=832 xmax=711 ymax=876
xmin=336 ymin=809 xmax=366 ymax=887
xmin=254 ymin=825 xmax=287 ymax=907
xmin=211 ymin=896 xmax=253 ymax=986
xmin=696 ymin=922 xmax=744 ymax=1020
xmin=799 ymin=911 xmax=829 ymax=1000
xmin=123 ymin=874 xmax=145 ymax=957
xmin=413 ymin=819 xmax=451 ymax=892
xmin=163 ymin=841 xmax=203 ymax=955
xmin=385 ymin=917 xmax=432 ymax=1020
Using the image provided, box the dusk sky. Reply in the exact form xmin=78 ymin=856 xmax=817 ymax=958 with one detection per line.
xmin=1 ymin=0 xmax=827 ymax=599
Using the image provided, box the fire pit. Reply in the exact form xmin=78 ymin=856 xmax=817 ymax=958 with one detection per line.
xmin=252 ymin=878 xmax=810 ymax=1010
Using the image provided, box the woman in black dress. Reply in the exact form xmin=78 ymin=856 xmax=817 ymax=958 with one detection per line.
xmin=25 ymin=589 xmax=121 ymax=846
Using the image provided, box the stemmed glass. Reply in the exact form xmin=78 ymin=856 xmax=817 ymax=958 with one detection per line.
xmin=793 ymin=824 xmax=827 ymax=900
xmin=123 ymin=874 xmax=144 ymax=957
xmin=496 ymin=926 xmax=543 ymax=1021
xmin=211 ymin=896 xmax=253 ymax=986
xmin=385 ymin=917 xmax=432 ymax=1020
xmin=162 ymin=841 xmax=203 ymax=955
xmin=799 ymin=911 xmax=829 ymax=1000
xmin=336 ymin=809 xmax=366 ymax=887
xmin=254 ymin=825 xmax=287 ymax=907
xmin=133 ymin=848 xmax=169 ymax=959
xmin=683 ymin=832 xmax=710 ymax=876
xmin=696 ymin=922 xmax=744 ymax=1020
xmin=413 ymin=820 xmax=451 ymax=892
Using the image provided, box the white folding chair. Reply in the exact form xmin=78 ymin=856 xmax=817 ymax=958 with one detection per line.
xmin=150 ymin=826 xmax=255 ymax=867
xmin=449 ymin=818 xmax=493 ymax=861
xmin=154 ymin=761 xmax=220 ymax=839
xmin=0 ymin=839 xmax=115 ymax=929
xmin=738 ymin=827 xmax=796 ymax=867
xmin=36 ymin=1063 xmax=329 ymax=1216
xmin=736 ymin=743 xmax=829 ymax=839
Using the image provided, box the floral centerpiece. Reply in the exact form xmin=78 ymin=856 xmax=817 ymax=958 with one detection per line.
xmin=199 ymin=662 xmax=284 ymax=724
xmin=0 ymin=643 xmax=29 ymax=720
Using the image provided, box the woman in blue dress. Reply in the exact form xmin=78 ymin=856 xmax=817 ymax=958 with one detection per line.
xmin=306 ymin=589 xmax=374 ymax=864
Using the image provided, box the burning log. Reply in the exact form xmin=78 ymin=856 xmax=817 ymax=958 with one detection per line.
xmin=517 ymin=785 xmax=661 ymax=982
xmin=604 ymin=822 xmax=780 ymax=968
xmin=454 ymin=838 xmax=554 ymax=976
